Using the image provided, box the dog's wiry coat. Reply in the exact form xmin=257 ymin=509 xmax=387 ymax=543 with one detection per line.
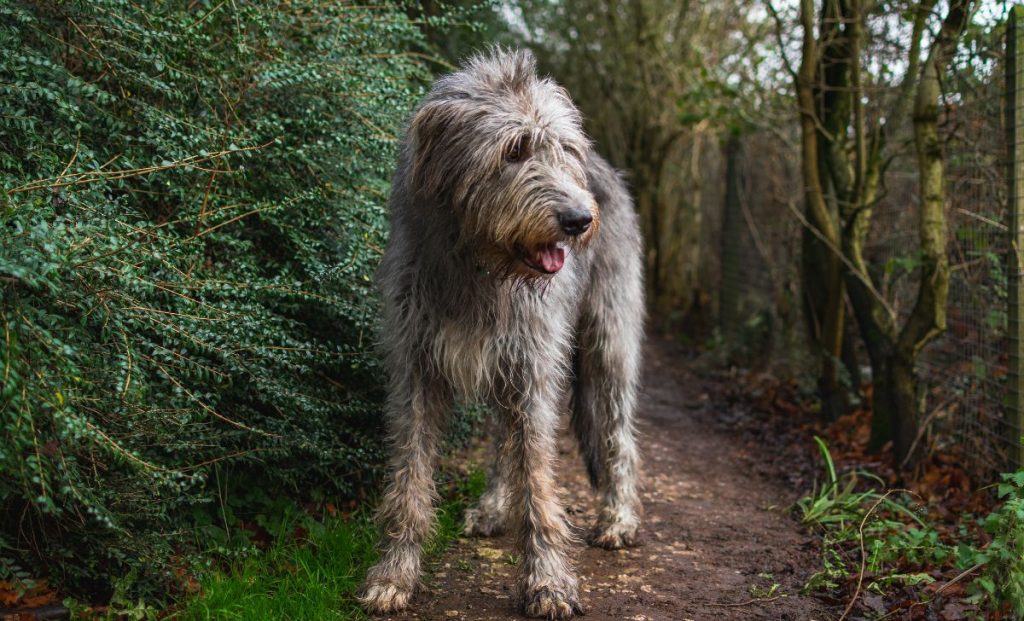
xmin=361 ymin=49 xmax=644 ymax=620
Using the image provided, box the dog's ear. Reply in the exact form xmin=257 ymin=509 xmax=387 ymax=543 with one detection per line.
xmin=408 ymin=99 xmax=462 ymax=200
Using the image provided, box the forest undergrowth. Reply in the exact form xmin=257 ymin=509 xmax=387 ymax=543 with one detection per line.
xmin=719 ymin=367 xmax=1024 ymax=620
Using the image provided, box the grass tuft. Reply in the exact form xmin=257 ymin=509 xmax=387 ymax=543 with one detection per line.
xmin=172 ymin=470 xmax=486 ymax=620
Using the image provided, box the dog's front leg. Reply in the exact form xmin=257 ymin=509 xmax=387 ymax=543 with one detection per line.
xmin=361 ymin=371 xmax=449 ymax=613
xmin=499 ymin=393 xmax=583 ymax=619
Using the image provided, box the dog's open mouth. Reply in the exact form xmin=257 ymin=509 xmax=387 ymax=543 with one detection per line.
xmin=519 ymin=243 xmax=565 ymax=274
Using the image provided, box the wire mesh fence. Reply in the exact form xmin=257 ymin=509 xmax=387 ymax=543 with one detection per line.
xmin=713 ymin=124 xmax=820 ymax=380
xmin=714 ymin=8 xmax=1022 ymax=478
xmin=920 ymin=75 xmax=1012 ymax=473
xmin=717 ymin=132 xmax=805 ymax=365
xmin=1005 ymin=4 xmax=1024 ymax=469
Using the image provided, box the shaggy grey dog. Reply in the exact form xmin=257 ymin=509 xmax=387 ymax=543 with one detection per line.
xmin=360 ymin=48 xmax=644 ymax=620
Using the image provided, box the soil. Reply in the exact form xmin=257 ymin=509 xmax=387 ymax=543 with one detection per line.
xmin=388 ymin=337 xmax=836 ymax=621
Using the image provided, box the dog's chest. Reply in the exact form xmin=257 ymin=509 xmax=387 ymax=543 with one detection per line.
xmin=428 ymin=277 xmax=580 ymax=400
xmin=431 ymin=318 xmax=499 ymax=399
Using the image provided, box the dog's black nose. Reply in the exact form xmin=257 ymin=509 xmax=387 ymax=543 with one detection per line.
xmin=558 ymin=209 xmax=593 ymax=236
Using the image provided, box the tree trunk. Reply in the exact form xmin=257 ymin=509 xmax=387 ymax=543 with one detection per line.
xmin=870 ymin=351 xmax=919 ymax=461
xmin=841 ymin=313 xmax=862 ymax=395
xmin=797 ymin=0 xmax=846 ymax=421
xmin=885 ymin=0 xmax=972 ymax=468
xmin=719 ymin=133 xmax=743 ymax=336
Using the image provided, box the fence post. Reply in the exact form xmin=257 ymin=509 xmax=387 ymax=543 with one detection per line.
xmin=1007 ymin=4 xmax=1024 ymax=469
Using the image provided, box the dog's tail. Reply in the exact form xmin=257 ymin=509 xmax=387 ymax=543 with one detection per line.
xmin=570 ymin=349 xmax=603 ymax=489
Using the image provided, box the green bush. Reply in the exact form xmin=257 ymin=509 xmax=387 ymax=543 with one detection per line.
xmin=0 ymin=0 xmax=433 ymax=599
xmin=959 ymin=471 xmax=1024 ymax=616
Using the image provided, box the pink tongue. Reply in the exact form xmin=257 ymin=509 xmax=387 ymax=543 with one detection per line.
xmin=537 ymin=245 xmax=565 ymax=273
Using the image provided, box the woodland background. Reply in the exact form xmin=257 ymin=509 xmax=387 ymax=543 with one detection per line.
xmin=1 ymin=0 xmax=1022 ymax=618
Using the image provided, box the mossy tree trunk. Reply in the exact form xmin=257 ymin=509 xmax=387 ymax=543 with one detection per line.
xmin=787 ymin=0 xmax=975 ymax=469
xmin=795 ymin=0 xmax=848 ymax=421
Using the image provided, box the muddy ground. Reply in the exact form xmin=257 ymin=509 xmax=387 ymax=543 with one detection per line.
xmin=385 ymin=337 xmax=836 ymax=621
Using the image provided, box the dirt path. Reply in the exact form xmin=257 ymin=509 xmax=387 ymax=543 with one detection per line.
xmin=396 ymin=338 xmax=834 ymax=621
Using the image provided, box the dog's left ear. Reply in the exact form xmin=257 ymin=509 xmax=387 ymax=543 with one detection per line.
xmin=408 ymin=99 xmax=462 ymax=200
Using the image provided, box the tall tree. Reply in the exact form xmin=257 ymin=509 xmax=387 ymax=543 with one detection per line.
xmin=778 ymin=0 xmax=978 ymax=468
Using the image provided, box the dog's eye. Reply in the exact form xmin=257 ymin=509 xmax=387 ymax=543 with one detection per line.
xmin=505 ymin=136 xmax=530 ymax=163
xmin=561 ymin=142 xmax=584 ymax=162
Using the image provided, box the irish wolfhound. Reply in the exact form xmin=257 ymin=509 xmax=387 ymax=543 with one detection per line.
xmin=360 ymin=48 xmax=644 ymax=620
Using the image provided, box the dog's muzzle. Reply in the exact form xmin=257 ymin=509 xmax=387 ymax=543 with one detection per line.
xmin=557 ymin=207 xmax=593 ymax=237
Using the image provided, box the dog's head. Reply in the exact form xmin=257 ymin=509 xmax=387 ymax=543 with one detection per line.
xmin=407 ymin=48 xmax=598 ymax=279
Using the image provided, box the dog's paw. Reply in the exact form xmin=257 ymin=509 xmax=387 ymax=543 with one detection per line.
xmin=522 ymin=585 xmax=585 ymax=619
xmin=589 ymin=521 xmax=641 ymax=550
xmin=359 ymin=578 xmax=414 ymax=614
xmin=462 ymin=505 xmax=507 ymax=537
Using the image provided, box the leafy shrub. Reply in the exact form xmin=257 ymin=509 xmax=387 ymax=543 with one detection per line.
xmin=0 ymin=0 xmax=434 ymax=599
xmin=960 ymin=471 xmax=1024 ymax=616
xmin=798 ymin=439 xmax=1024 ymax=617
xmin=797 ymin=437 xmax=949 ymax=595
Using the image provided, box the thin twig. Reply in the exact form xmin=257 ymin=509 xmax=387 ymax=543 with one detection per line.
xmin=184 ymin=448 xmax=277 ymax=470
xmin=708 ymin=595 xmax=783 ymax=607
xmin=764 ymin=0 xmax=798 ymax=80
xmin=186 ymin=203 xmax=283 ymax=240
xmin=875 ymin=562 xmax=985 ymax=620
xmin=7 ymin=141 xmax=273 ymax=195
xmin=81 ymin=418 xmax=175 ymax=474
xmin=955 ymin=207 xmax=1008 ymax=231
xmin=899 ymin=398 xmax=957 ymax=471
xmin=56 ymin=133 xmax=81 ymax=185
xmin=783 ymin=197 xmax=898 ymax=322
xmin=737 ymin=174 xmax=780 ymax=292
xmin=839 ymin=489 xmax=913 ymax=621
xmin=151 ymin=358 xmax=281 ymax=438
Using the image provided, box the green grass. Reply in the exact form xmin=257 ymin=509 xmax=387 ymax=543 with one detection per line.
xmin=171 ymin=470 xmax=486 ymax=621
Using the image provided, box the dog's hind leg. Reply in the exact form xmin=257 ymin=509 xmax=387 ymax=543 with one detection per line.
xmin=571 ymin=253 xmax=644 ymax=550
xmin=361 ymin=369 xmax=450 ymax=613
xmin=463 ymin=418 xmax=510 ymax=537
